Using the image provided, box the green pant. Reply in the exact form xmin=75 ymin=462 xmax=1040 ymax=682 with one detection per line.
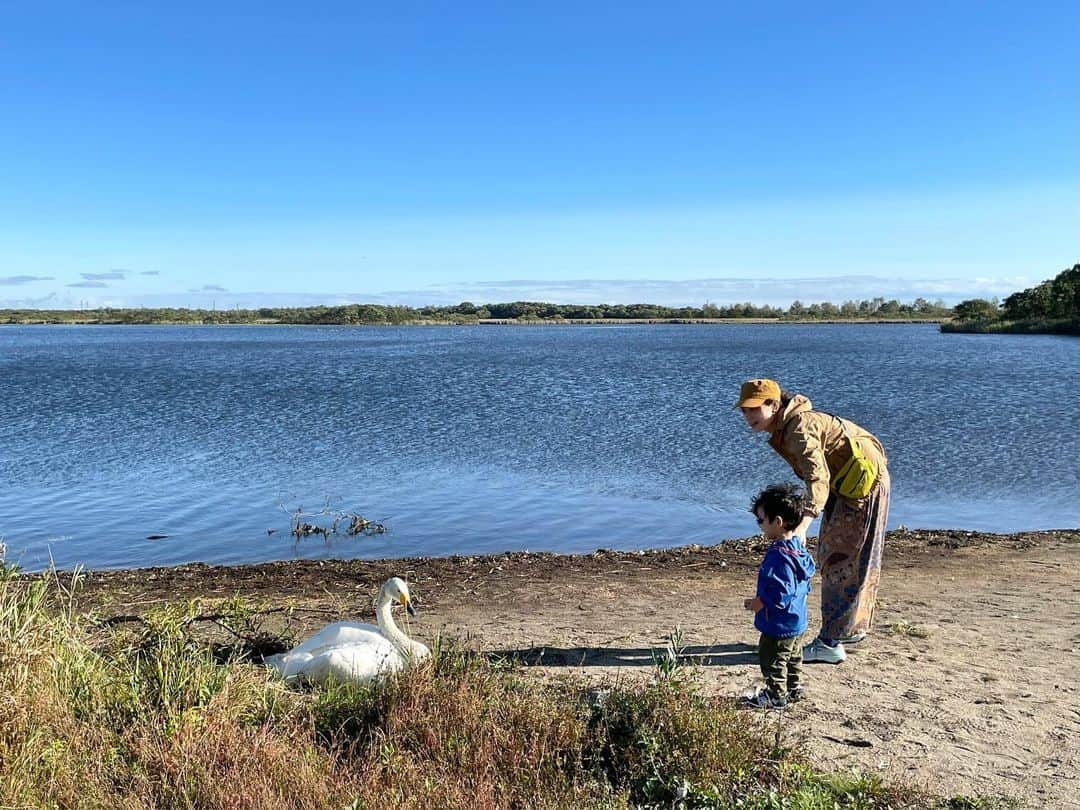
xmin=758 ymin=633 xmax=803 ymax=699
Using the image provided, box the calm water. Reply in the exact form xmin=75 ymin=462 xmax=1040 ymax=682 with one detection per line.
xmin=1 ymin=324 xmax=1077 ymax=571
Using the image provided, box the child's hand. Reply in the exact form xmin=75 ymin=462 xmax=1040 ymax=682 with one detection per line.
xmin=744 ymin=597 xmax=763 ymax=612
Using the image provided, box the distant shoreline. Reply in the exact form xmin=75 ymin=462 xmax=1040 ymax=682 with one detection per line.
xmin=0 ymin=317 xmax=946 ymax=327
xmin=479 ymin=317 xmax=945 ymax=325
xmin=0 ymin=298 xmax=954 ymax=326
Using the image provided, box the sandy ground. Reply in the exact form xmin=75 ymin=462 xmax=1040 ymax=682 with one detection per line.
xmin=70 ymin=529 xmax=1080 ymax=808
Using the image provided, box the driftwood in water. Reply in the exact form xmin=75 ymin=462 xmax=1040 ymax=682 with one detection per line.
xmin=278 ymin=501 xmax=387 ymax=541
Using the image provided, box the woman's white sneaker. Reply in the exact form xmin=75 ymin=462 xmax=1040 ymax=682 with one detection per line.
xmin=835 ymin=631 xmax=867 ymax=645
xmin=803 ymin=637 xmax=846 ymax=664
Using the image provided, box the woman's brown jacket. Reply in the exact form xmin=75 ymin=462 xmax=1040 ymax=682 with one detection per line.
xmin=767 ymin=395 xmax=888 ymax=516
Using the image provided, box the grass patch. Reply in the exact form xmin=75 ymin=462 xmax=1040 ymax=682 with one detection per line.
xmin=886 ymin=620 xmax=932 ymax=639
xmin=940 ymin=798 xmax=1021 ymax=810
xmin=0 ymin=565 xmax=999 ymax=808
xmin=941 ymin=317 xmax=1080 ymax=335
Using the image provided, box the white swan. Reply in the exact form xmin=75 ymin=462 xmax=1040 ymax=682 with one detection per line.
xmin=265 ymin=577 xmax=430 ymax=685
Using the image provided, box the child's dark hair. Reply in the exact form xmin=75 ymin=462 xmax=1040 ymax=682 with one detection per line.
xmin=750 ymin=483 xmax=807 ymax=531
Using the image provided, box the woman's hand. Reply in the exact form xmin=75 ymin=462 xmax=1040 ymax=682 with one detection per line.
xmin=794 ymin=513 xmax=816 ymax=542
xmin=744 ymin=596 xmax=764 ymax=612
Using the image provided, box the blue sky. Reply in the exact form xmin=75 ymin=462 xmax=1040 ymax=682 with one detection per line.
xmin=1 ymin=2 xmax=1076 ymax=309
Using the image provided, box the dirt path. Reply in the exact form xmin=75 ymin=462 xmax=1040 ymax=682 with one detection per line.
xmin=72 ymin=529 xmax=1080 ymax=808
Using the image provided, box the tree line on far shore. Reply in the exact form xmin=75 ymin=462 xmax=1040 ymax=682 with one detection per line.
xmin=4 ymin=265 xmax=1076 ymax=332
xmin=944 ymin=263 xmax=1080 ymax=335
xmin=0 ymin=297 xmax=952 ymax=325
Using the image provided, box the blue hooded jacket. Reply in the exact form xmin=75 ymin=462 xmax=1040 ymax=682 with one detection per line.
xmin=754 ymin=536 xmax=816 ymax=638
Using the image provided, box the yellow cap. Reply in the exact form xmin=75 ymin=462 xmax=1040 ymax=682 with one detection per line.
xmin=735 ymin=378 xmax=781 ymax=409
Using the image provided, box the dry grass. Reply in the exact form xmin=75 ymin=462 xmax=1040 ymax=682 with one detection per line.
xmin=0 ymin=565 xmax=976 ymax=809
xmin=886 ymin=620 xmax=932 ymax=639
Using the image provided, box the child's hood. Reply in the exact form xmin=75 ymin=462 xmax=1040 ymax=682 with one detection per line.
xmin=770 ymin=536 xmax=816 ymax=579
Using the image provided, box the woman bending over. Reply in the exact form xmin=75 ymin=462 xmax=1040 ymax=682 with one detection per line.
xmin=736 ymin=378 xmax=890 ymax=664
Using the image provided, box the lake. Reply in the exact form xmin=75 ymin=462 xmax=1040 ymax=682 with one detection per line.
xmin=1 ymin=323 xmax=1076 ymax=571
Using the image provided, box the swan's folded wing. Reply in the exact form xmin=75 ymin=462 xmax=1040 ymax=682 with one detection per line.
xmin=285 ymin=622 xmax=384 ymax=656
xmin=268 ymin=640 xmax=406 ymax=685
xmin=299 ymin=629 xmax=394 ymax=659
xmin=322 ymin=644 xmax=402 ymax=683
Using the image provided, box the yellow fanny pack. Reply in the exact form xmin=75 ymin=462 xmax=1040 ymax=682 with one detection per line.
xmin=831 ymin=418 xmax=878 ymax=499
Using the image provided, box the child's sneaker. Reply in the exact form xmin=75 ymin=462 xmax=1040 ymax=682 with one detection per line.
xmin=787 ymin=687 xmax=805 ymax=703
xmin=803 ymin=637 xmax=847 ymax=664
xmin=743 ymin=689 xmax=788 ymax=709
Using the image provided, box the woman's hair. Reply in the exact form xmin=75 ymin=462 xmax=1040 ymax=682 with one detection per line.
xmin=765 ymin=390 xmax=794 ymax=408
xmin=750 ymin=482 xmax=808 ymax=531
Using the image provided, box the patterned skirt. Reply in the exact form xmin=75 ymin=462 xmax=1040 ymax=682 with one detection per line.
xmin=816 ymin=467 xmax=891 ymax=642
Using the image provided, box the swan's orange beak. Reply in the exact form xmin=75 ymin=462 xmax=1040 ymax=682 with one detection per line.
xmin=401 ymin=594 xmax=417 ymax=616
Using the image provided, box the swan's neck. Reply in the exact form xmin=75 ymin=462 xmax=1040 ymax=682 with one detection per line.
xmin=375 ymin=593 xmax=419 ymax=654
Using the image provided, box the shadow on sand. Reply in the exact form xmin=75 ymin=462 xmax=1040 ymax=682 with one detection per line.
xmin=486 ymin=642 xmax=758 ymax=668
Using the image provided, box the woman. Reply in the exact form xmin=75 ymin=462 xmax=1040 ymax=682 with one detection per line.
xmin=736 ymin=378 xmax=890 ymax=664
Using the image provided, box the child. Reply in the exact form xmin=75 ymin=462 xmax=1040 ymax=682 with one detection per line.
xmin=743 ymin=483 xmax=817 ymax=708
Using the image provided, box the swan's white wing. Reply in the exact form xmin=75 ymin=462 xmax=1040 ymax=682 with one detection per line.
xmin=297 ymin=630 xmax=392 ymax=660
xmin=321 ymin=644 xmax=404 ymax=683
xmin=267 ymin=642 xmax=403 ymax=685
xmin=284 ymin=621 xmax=384 ymax=656
xmin=266 ymin=634 xmax=405 ymax=685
